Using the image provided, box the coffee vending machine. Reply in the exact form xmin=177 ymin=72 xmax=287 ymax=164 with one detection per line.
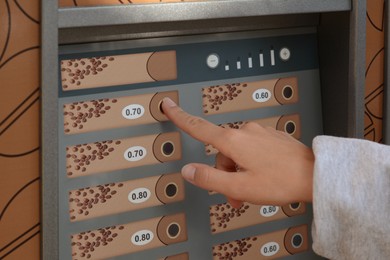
xmin=40 ymin=1 xmax=371 ymax=259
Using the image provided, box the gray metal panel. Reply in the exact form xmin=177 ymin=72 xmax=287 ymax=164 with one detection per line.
xmin=347 ymin=0 xmax=366 ymax=138
xmin=58 ymin=0 xmax=351 ymax=28
xmin=41 ymin=0 xmax=59 ymax=259
xmin=59 ymin=14 xmax=320 ymax=45
xmin=385 ymin=0 xmax=390 ymax=145
xmin=318 ymin=0 xmax=366 ymax=138
xmin=318 ymin=12 xmax=351 ymax=137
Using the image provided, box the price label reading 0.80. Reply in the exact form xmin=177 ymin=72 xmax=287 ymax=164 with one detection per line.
xmin=124 ymin=146 xmax=147 ymax=162
xmin=252 ymin=89 xmax=271 ymax=103
xmin=260 ymin=241 xmax=280 ymax=257
xmin=260 ymin=206 xmax=279 ymax=217
xmin=128 ymin=187 xmax=152 ymax=204
xmin=131 ymin=230 xmax=154 ymax=246
xmin=122 ymin=104 xmax=145 ymax=120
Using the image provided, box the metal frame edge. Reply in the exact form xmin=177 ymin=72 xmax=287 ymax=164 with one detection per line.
xmin=41 ymin=0 xmax=59 ymax=259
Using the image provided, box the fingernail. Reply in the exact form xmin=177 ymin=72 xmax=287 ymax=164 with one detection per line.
xmin=162 ymin=97 xmax=177 ymax=108
xmin=181 ymin=165 xmax=195 ymax=182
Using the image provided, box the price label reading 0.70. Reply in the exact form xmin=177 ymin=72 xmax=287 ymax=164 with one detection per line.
xmin=122 ymin=104 xmax=145 ymax=120
xmin=128 ymin=187 xmax=151 ymax=204
xmin=124 ymin=146 xmax=147 ymax=162
xmin=131 ymin=230 xmax=154 ymax=246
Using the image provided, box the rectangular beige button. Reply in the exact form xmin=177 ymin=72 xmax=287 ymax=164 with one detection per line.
xmin=212 ymin=225 xmax=309 ymax=259
xmin=210 ymin=202 xmax=306 ymax=234
xmin=63 ymin=91 xmax=179 ymax=135
xmin=205 ymin=114 xmax=301 ymax=155
xmin=202 ymin=77 xmax=298 ymax=115
xmin=66 ymin=132 xmax=182 ymax=178
xmin=69 ymin=173 xmax=185 ymax=222
xmin=61 ymin=51 xmax=177 ymax=91
xmin=71 ymin=213 xmax=187 ymax=259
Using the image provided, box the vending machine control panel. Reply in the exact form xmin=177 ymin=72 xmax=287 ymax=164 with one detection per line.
xmin=57 ymin=28 xmax=323 ymax=259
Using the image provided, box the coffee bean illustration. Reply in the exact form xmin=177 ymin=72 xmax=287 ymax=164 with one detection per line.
xmin=63 ymin=98 xmax=118 ymax=133
xmin=61 ymin=56 xmax=115 ymax=90
xmin=71 ymin=225 xmax=125 ymax=259
xmin=202 ymin=83 xmax=247 ymax=114
xmin=212 ymin=236 xmax=256 ymax=259
xmin=210 ymin=203 xmax=250 ymax=233
xmin=65 ymin=140 xmax=121 ymax=176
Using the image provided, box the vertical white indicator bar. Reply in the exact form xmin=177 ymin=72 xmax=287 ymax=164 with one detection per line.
xmin=248 ymin=56 xmax=253 ymax=68
xmin=259 ymin=52 xmax=264 ymax=67
xmin=236 ymin=59 xmax=241 ymax=70
xmin=270 ymin=49 xmax=275 ymax=66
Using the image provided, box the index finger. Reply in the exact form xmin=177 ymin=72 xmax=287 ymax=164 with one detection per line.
xmin=161 ymin=97 xmax=228 ymax=149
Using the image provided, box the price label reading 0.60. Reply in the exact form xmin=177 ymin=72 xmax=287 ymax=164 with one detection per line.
xmin=124 ymin=146 xmax=147 ymax=162
xmin=260 ymin=205 xmax=279 ymax=217
xmin=260 ymin=241 xmax=280 ymax=257
xmin=131 ymin=230 xmax=154 ymax=246
xmin=122 ymin=104 xmax=145 ymax=120
xmin=252 ymin=89 xmax=271 ymax=103
xmin=128 ymin=187 xmax=151 ymax=204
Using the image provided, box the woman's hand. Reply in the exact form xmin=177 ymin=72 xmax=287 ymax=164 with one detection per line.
xmin=161 ymin=97 xmax=314 ymax=207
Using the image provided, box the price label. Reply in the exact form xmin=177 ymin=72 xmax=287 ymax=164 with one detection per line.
xmin=124 ymin=146 xmax=147 ymax=162
xmin=260 ymin=241 xmax=280 ymax=257
xmin=131 ymin=230 xmax=154 ymax=246
xmin=122 ymin=104 xmax=145 ymax=120
xmin=128 ymin=187 xmax=151 ymax=204
xmin=260 ymin=206 xmax=279 ymax=217
xmin=252 ymin=89 xmax=271 ymax=103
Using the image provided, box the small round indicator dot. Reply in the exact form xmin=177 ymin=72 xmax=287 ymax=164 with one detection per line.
xmin=206 ymin=54 xmax=220 ymax=69
xmin=162 ymin=142 xmax=174 ymax=156
xmin=283 ymin=86 xmax=293 ymax=99
xmin=292 ymin=234 xmax=303 ymax=248
xmin=285 ymin=121 xmax=296 ymax=135
xmin=290 ymin=202 xmax=300 ymax=210
xmin=167 ymin=223 xmax=180 ymax=238
xmin=165 ymin=183 xmax=178 ymax=198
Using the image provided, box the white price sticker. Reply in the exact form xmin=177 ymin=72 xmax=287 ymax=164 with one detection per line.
xmin=260 ymin=206 xmax=279 ymax=217
xmin=122 ymin=104 xmax=145 ymax=120
xmin=252 ymin=89 xmax=271 ymax=103
xmin=260 ymin=241 xmax=280 ymax=257
xmin=131 ymin=230 xmax=154 ymax=246
xmin=128 ymin=187 xmax=151 ymax=204
xmin=124 ymin=146 xmax=147 ymax=162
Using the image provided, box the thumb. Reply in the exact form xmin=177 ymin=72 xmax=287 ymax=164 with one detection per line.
xmin=181 ymin=163 xmax=241 ymax=196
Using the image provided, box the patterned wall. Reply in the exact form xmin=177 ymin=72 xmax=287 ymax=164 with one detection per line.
xmin=0 ymin=0 xmax=41 ymax=259
xmin=365 ymin=0 xmax=385 ymax=143
xmin=0 ymin=1 xmax=386 ymax=259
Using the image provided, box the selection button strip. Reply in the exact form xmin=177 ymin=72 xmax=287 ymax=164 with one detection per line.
xmin=66 ymin=132 xmax=182 ymax=178
xmin=69 ymin=173 xmax=185 ymax=222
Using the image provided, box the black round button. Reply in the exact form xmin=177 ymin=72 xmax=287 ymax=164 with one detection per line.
xmin=290 ymin=202 xmax=300 ymax=210
xmin=162 ymin=142 xmax=174 ymax=156
xmin=165 ymin=183 xmax=178 ymax=198
xmin=292 ymin=234 xmax=303 ymax=248
xmin=167 ymin=223 xmax=180 ymax=238
xmin=283 ymin=86 xmax=293 ymax=99
xmin=285 ymin=121 xmax=296 ymax=134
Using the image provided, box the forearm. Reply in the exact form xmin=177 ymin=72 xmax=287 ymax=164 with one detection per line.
xmin=311 ymin=136 xmax=390 ymax=259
